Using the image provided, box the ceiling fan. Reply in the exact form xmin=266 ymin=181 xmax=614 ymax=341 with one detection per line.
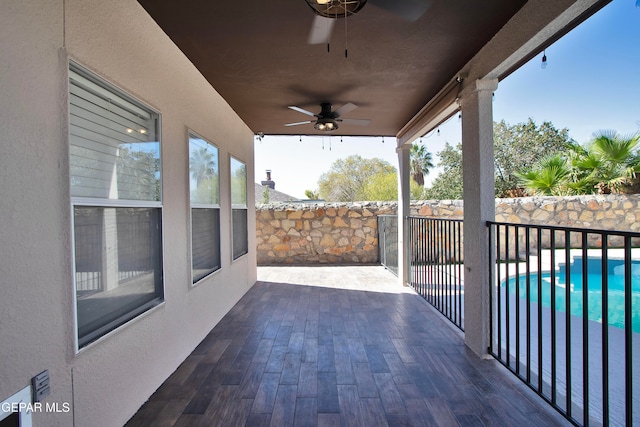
xmin=306 ymin=0 xmax=433 ymax=45
xmin=285 ymin=102 xmax=371 ymax=132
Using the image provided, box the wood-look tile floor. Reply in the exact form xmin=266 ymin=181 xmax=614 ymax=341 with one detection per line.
xmin=126 ymin=266 xmax=570 ymax=426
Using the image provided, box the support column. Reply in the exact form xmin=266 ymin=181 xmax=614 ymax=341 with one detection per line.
xmin=396 ymin=143 xmax=411 ymax=286
xmin=460 ymin=78 xmax=498 ymax=357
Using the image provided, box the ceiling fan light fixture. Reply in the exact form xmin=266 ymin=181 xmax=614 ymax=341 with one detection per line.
xmin=305 ymin=0 xmax=367 ymax=18
xmin=314 ymin=118 xmax=338 ymax=132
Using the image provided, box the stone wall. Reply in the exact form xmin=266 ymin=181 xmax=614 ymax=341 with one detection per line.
xmin=494 ymin=195 xmax=640 ymax=231
xmin=494 ymin=195 xmax=640 ymax=251
xmin=256 ymin=202 xmax=395 ymax=265
xmin=256 ymin=195 xmax=640 ymax=265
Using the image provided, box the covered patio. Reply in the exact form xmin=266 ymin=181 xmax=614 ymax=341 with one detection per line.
xmin=0 ymin=0 xmax=615 ymax=425
xmin=126 ymin=266 xmax=570 ymax=426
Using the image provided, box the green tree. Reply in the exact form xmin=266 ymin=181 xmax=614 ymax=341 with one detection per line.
xmin=116 ymin=144 xmax=161 ymax=201
xmin=410 ymin=143 xmax=434 ymax=187
xmin=304 ymin=189 xmax=320 ymax=199
xmin=192 ymin=176 xmax=220 ymax=204
xmin=410 ymin=180 xmax=424 ymax=200
xmin=494 ymin=119 xmax=573 ymax=196
xmin=317 ymin=155 xmax=396 ymax=202
xmin=363 ymin=171 xmax=398 ymax=201
xmin=423 ymin=143 xmax=463 ymax=200
xmin=230 ymin=160 xmax=247 ymax=205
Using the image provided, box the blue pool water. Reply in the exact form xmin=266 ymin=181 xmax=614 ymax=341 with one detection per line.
xmin=504 ymin=257 xmax=640 ymax=333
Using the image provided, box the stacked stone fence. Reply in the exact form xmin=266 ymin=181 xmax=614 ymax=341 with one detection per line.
xmin=256 ymin=202 xmax=394 ymax=265
xmin=256 ymin=195 xmax=640 ymax=265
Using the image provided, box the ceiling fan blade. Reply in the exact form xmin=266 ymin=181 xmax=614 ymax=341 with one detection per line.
xmin=284 ymin=120 xmax=313 ymax=127
xmin=334 ymin=102 xmax=358 ymax=117
xmin=308 ymin=15 xmax=335 ymax=45
xmin=339 ymin=118 xmax=371 ymax=126
xmin=288 ymin=105 xmax=317 ymax=117
xmin=369 ymin=0 xmax=432 ymax=22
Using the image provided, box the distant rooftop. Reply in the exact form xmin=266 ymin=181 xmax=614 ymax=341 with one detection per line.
xmin=254 ymin=183 xmax=300 ymax=204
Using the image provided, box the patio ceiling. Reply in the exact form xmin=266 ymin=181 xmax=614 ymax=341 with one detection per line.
xmin=137 ymin=0 xmax=527 ymax=137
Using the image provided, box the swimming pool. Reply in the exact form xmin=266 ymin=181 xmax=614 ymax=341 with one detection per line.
xmin=503 ymin=257 xmax=640 ymax=333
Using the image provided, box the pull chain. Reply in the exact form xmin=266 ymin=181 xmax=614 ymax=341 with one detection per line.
xmin=344 ymin=5 xmax=348 ymax=58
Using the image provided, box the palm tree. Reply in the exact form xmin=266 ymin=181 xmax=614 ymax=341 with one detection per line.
xmin=516 ymin=154 xmax=572 ymax=196
xmin=587 ymin=130 xmax=640 ymax=193
xmin=189 ymin=147 xmax=216 ymax=186
xmin=410 ymin=144 xmax=434 ymax=187
xmin=518 ymin=131 xmax=640 ymax=196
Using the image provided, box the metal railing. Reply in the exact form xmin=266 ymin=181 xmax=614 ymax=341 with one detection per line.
xmin=488 ymin=221 xmax=639 ymax=426
xmin=378 ymin=215 xmax=398 ymax=276
xmin=408 ymin=216 xmax=464 ymax=330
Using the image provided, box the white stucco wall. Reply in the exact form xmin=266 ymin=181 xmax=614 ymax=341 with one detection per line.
xmin=0 ymin=0 xmax=256 ymax=426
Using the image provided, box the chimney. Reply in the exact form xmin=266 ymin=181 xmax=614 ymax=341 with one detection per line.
xmin=261 ymin=169 xmax=275 ymax=189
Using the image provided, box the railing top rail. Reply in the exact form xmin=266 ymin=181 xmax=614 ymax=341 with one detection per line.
xmin=406 ymin=216 xmax=463 ymax=223
xmin=487 ymin=220 xmax=640 ymax=238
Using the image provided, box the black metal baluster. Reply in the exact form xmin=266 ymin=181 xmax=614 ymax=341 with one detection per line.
xmin=407 ymin=218 xmax=412 ymax=288
xmin=416 ymin=218 xmax=420 ymax=296
xmin=425 ymin=218 xmax=429 ymax=298
xmin=506 ymin=224 xmax=511 ymax=368
xmin=439 ymin=219 xmax=444 ymax=312
xmin=624 ymin=235 xmax=632 ymax=426
xmin=526 ymin=226 xmax=531 ymax=384
xmin=423 ymin=218 xmax=427 ymax=298
xmin=430 ymin=219 xmax=435 ymax=301
xmin=411 ymin=218 xmax=426 ymax=295
xmin=550 ymin=229 xmax=557 ymax=404
xmin=538 ymin=227 xmax=543 ymax=394
xmin=497 ymin=224 xmax=502 ymax=361
xmin=433 ymin=219 xmax=437 ymax=307
xmin=515 ymin=225 xmax=521 ymax=376
xmin=411 ymin=217 xmax=420 ymax=296
xmin=419 ymin=219 xmax=422 ymax=296
xmin=581 ymin=233 xmax=589 ymax=425
xmin=601 ymin=233 xmax=609 ymax=427
xmin=438 ymin=219 xmax=443 ymax=311
xmin=431 ymin=219 xmax=436 ymax=305
xmin=458 ymin=220 xmax=463 ymax=329
xmin=416 ymin=218 xmax=420 ymax=294
xmin=448 ymin=219 xmax=453 ymax=321
xmin=565 ymin=231 xmax=572 ymax=418
xmin=443 ymin=219 xmax=448 ymax=318
xmin=424 ymin=218 xmax=428 ymax=298
xmin=489 ymin=222 xmax=494 ymax=353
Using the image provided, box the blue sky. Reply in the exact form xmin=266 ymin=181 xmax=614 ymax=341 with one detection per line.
xmin=255 ymin=0 xmax=640 ymax=199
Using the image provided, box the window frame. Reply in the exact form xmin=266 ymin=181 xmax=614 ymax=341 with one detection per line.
xmin=69 ymin=61 xmax=165 ymax=351
xmin=230 ymin=155 xmax=248 ymax=261
xmin=188 ymin=131 xmax=221 ymax=284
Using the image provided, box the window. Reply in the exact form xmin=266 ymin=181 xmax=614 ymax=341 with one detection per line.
xmin=69 ymin=63 xmax=163 ymax=348
xmin=230 ymin=156 xmax=248 ymax=259
xmin=189 ymin=133 xmax=220 ymax=282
